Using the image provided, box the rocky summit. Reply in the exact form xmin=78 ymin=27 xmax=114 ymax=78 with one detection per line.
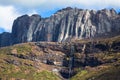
xmin=0 ymin=7 xmax=120 ymax=47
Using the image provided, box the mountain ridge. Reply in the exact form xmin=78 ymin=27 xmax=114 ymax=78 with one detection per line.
xmin=0 ymin=7 xmax=120 ymax=47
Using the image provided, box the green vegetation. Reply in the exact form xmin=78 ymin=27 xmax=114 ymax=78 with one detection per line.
xmin=33 ymin=71 xmax=61 ymax=80
xmin=71 ymin=52 xmax=120 ymax=80
xmin=0 ymin=54 xmax=60 ymax=80
xmin=0 ymin=47 xmax=12 ymax=54
xmin=0 ymin=43 xmax=61 ymax=80
xmin=71 ymin=36 xmax=120 ymax=80
xmin=0 ymin=36 xmax=120 ymax=80
xmin=0 ymin=63 xmax=60 ymax=80
xmin=15 ymin=44 xmax=32 ymax=54
xmin=71 ymin=70 xmax=88 ymax=80
xmin=71 ymin=65 xmax=120 ymax=80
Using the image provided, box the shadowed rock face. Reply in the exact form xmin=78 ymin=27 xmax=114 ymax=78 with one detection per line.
xmin=0 ymin=32 xmax=11 ymax=47
xmin=12 ymin=14 xmax=41 ymax=44
xmin=0 ymin=7 xmax=120 ymax=47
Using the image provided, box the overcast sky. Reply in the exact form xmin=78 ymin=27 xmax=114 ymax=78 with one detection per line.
xmin=0 ymin=0 xmax=120 ymax=33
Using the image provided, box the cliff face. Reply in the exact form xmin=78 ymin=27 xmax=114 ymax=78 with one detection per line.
xmin=0 ymin=32 xmax=11 ymax=47
xmin=12 ymin=14 xmax=41 ymax=44
xmin=0 ymin=7 xmax=120 ymax=47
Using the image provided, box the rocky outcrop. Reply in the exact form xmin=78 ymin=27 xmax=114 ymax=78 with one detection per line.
xmin=0 ymin=32 xmax=11 ymax=47
xmin=12 ymin=14 xmax=41 ymax=44
xmin=0 ymin=7 xmax=120 ymax=47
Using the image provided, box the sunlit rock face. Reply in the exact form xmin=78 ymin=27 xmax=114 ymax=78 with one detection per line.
xmin=0 ymin=7 xmax=120 ymax=47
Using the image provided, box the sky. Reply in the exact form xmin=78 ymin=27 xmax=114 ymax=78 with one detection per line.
xmin=0 ymin=0 xmax=120 ymax=33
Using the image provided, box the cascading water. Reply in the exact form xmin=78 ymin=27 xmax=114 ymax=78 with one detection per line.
xmin=68 ymin=45 xmax=75 ymax=80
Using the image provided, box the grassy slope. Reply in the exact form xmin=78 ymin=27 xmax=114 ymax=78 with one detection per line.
xmin=0 ymin=43 xmax=61 ymax=80
xmin=71 ymin=36 xmax=120 ymax=80
xmin=0 ymin=36 xmax=120 ymax=80
xmin=71 ymin=56 xmax=120 ymax=80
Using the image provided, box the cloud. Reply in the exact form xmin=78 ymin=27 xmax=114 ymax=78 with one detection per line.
xmin=27 ymin=10 xmax=38 ymax=16
xmin=0 ymin=5 xmax=38 ymax=32
xmin=0 ymin=0 xmax=120 ymax=9
xmin=0 ymin=0 xmax=46 ymax=8
xmin=0 ymin=6 xmax=20 ymax=32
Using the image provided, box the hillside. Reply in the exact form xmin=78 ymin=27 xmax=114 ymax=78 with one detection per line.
xmin=0 ymin=35 xmax=120 ymax=80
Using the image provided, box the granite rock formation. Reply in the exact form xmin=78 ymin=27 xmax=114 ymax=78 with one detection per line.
xmin=0 ymin=7 xmax=120 ymax=47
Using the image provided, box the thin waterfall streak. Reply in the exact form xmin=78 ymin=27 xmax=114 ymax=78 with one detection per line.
xmin=68 ymin=44 xmax=74 ymax=79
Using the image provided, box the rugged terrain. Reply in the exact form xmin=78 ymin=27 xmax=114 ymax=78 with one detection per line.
xmin=0 ymin=35 xmax=120 ymax=80
xmin=0 ymin=7 xmax=120 ymax=47
xmin=0 ymin=7 xmax=120 ymax=80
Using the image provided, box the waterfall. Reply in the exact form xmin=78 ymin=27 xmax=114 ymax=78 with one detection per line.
xmin=68 ymin=44 xmax=75 ymax=80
